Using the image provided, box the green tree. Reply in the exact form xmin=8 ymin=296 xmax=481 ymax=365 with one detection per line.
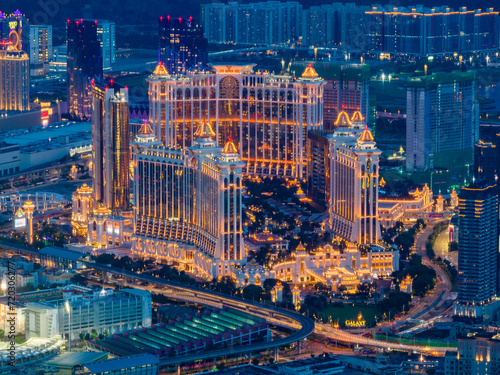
xmin=71 ymin=274 xmax=87 ymax=285
xmin=96 ymin=253 xmax=116 ymax=265
xmin=449 ymin=241 xmax=458 ymax=252
xmin=243 ymin=285 xmax=264 ymax=301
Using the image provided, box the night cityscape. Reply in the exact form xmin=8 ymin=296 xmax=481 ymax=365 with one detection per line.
xmin=0 ymin=0 xmax=499 ymax=374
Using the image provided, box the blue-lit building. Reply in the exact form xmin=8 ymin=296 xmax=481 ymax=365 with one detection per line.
xmin=158 ymin=16 xmax=207 ymax=74
xmin=67 ymin=19 xmax=103 ymax=120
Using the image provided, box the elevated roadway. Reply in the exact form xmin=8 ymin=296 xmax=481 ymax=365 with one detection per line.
xmin=1 ymin=242 xmax=451 ymax=358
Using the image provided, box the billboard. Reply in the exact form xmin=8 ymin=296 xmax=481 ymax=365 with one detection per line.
xmin=14 ymin=217 xmax=26 ymax=229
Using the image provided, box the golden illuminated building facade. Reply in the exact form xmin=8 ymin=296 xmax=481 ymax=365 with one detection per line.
xmin=379 ymin=184 xmax=434 ymax=223
xmin=234 ymin=242 xmax=399 ymax=293
xmin=72 ymin=80 xmax=133 ymax=249
xmin=132 ymin=122 xmax=246 ymax=277
xmin=148 ymin=62 xmax=325 ymax=178
xmin=71 ymin=183 xmax=93 ymax=235
xmin=0 ymin=46 xmax=29 ymax=112
xmin=92 ymin=81 xmax=130 ymax=212
xmin=327 ymin=111 xmax=381 ymax=244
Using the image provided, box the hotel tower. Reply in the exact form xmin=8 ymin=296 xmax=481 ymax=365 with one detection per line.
xmin=328 ymin=111 xmax=381 ymax=244
xmin=132 ymin=122 xmax=245 ymax=278
xmin=147 ymin=62 xmax=325 ymax=178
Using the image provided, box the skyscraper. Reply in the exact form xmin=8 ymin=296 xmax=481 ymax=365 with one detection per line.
xmin=0 ymin=47 xmax=29 ymax=112
xmin=201 ymin=1 xmax=301 ymax=45
xmin=328 ymin=111 xmax=381 ymax=245
xmin=0 ymin=10 xmax=27 ymax=52
xmin=96 ymin=20 xmax=115 ymax=70
xmin=453 ymin=182 xmax=499 ymax=322
xmin=474 ymin=138 xmax=499 ymax=184
xmin=133 ymin=122 xmax=245 ymax=278
xmin=148 ymin=62 xmax=324 ymax=179
xmin=67 ymin=19 xmax=103 ymax=120
xmin=158 ymin=16 xmax=207 ymax=74
xmin=406 ymin=72 xmax=478 ymax=174
xmin=92 ymin=79 xmax=130 ymax=212
xmin=29 ymin=25 xmax=52 ymax=64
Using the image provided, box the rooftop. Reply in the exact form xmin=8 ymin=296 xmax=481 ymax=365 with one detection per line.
xmin=43 ymin=351 xmax=109 ymax=369
xmin=39 ymin=246 xmax=87 ymax=261
xmin=406 ymin=71 xmax=475 ymax=88
xmin=1 ymin=122 xmax=91 ymax=147
xmin=85 ymin=353 xmax=159 ymax=373
xmin=292 ymin=61 xmax=371 ymax=81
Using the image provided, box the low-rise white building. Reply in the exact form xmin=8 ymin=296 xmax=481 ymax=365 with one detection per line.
xmin=25 ymin=288 xmax=152 ymax=340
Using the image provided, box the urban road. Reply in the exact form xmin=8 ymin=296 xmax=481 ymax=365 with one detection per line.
xmin=1 ymin=241 xmax=451 ymax=365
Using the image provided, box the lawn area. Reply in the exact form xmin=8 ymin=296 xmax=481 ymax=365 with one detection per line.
xmin=319 ymin=304 xmax=380 ymax=327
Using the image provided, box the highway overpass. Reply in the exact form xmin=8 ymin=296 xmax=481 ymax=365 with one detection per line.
xmin=1 ymin=242 xmax=451 ymax=358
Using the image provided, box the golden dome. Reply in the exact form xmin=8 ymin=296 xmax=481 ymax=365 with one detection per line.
xmin=351 ymin=110 xmax=365 ymax=122
xmin=334 ymin=111 xmax=352 ymax=127
xmin=358 ymin=125 xmax=375 ymax=142
xmin=302 ymin=63 xmax=318 ymax=78
xmin=194 ymin=122 xmax=216 ymax=139
xmin=153 ymin=62 xmax=169 ymax=76
xmin=222 ymin=138 xmax=238 ymax=154
xmin=138 ymin=121 xmax=154 ymax=136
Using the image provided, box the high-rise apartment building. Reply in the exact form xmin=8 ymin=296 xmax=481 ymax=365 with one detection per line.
xmin=67 ymin=19 xmax=103 ymax=120
xmin=201 ymin=3 xmax=499 ymax=55
xmin=0 ymin=47 xmax=29 ymax=112
xmin=201 ymin=1 xmax=301 ymax=45
xmin=29 ymin=25 xmax=52 ymax=63
xmin=92 ymin=80 xmax=130 ymax=212
xmin=327 ymin=112 xmax=381 ymax=244
xmin=301 ymin=5 xmax=335 ymax=47
xmin=158 ymin=16 xmax=207 ymax=74
xmin=453 ymin=182 xmax=499 ymax=322
xmin=364 ymin=6 xmax=498 ymax=56
xmin=406 ymin=72 xmax=478 ymax=173
xmin=133 ymin=122 xmax=245 ymax=278
xmin=200 ymin=2 xmax=237 ymax=44
xmin=301 ymin=3 xmax=368 ymax=48
xmin=148 ymin=63 xmax=324 ymax=179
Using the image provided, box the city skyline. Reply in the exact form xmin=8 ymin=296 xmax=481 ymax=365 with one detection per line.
xmin=0 ymin=2 xmax=499 ymax=374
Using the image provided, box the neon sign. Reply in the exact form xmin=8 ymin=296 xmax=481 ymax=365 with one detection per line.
xmin=9 ymin=21 xmax=17 ymax=30
xmin=345 ymin=319 xmax=366 ymax=327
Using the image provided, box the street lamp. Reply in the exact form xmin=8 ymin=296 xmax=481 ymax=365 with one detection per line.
xmin=65 ymin=300 xmax=71 ymax=352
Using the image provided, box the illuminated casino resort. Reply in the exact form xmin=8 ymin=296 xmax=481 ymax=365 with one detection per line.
xmin=231 ymin=111 xmax=401 ymax=292
xmin=131 ymin=122 xmax=246 ymax=278
xmin=147 ymin=62 xmax=325 ymax=178
xmin=130 ymin=104 xmax=400 ymax=290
